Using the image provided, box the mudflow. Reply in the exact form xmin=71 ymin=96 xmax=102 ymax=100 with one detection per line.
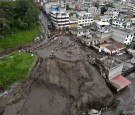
xmin=0 ymin=36 xmax=113 ymax=115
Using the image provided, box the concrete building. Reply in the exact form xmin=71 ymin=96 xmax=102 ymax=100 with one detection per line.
xmin=43 ymin=0 xmax=59 ymax=14
xmin=100 ymin=57 xmax=124 ymax=80
xmin=77 ymin=0 xmax=93 ymax=11
xmin=99 ymin=56 xmax=131 ymax=92
xmin=66 ymin=1 xmax=76 ymax=9
xmin=111 ymin=27 xmax=134 ymax=45
xmin=104 ymin=8 xmax=119 ymax=19
xmin=96 ymin=21 xmax=110 ymax=33
xmin=99 ymin=42 xmax=125 ymax=54
xmin=43 ymin=0 xmax=66 ymax=14
xmin=69 ymin=17 xmax=78 ymax=28
xmin=112 ymin=16 xmax=132 ymax=29
xmin=79 ymin=36 xmax=100 ymax=46
xmin=115 ymin=3 xmax=129 ymax=15
xmin=77 ymin=11 xmax=94 ymax=27
xmin=99 ymin=15 xmax=110 ymax=22
xmin=125 ymin=2 xmax=135 ymax=16
xmin=88 ymin=7 xmax=101 ymax=16
xmin=50 ymin=10 xmax=69 ymax=29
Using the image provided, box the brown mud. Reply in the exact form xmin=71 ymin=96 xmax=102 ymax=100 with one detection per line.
xmin=2 ymin=35 xmax=133 ymax=115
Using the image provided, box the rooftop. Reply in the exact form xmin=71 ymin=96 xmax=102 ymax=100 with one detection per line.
xmin=96 ymin=21 xmax=110 ymax=26
xmin=100 ymin=42 xmax=125 ymax=52
xmin=100 ymin=56 xmax=123 ymax=69
xmin=110 ymin=74 xmax=131 ymax=92
xmin=78 ymin=35 xmax=99 ymax=43
xmin=111 ymin=27 xmax=134 ymax=34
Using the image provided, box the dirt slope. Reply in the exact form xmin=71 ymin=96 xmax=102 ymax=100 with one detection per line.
xmin=0 ymin=36 xmax=114 ymax=115
xmin=28 ymin=58 xmax=113 ymax=114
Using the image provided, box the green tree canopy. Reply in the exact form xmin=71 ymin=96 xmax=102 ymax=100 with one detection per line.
xmin=0 ymin=0 xmax=39 ymax=35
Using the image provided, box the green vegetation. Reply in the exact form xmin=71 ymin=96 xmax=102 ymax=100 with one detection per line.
xmin=0 ymin=51 xmax=36 ymax=88
xmin=94 ymin=1 xmax=99 ymax=9
xmin=0 ymin=0 xmax=39 ymax=36
xmin=0 ymin=0 xmax=40 ymax=51
xmin=101 ymin=6 xmax=108 ymax=15
xmin=66 ymin=4 xmax=70 ymax=10
xmin=0 ymin=25 xmax=40 ymax=51
xmin=127 ymin=42 xmax=135 ymax=49
xmin=105 ymin=2 xmax=114 ymax=8
xmin=116 ymin=108 xmax=123 ymax=115
xmin=69 ymin=12 xmax=74 ymax=17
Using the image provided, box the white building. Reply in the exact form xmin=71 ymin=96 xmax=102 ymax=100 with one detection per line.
xmin=78 ymin=0 xmax=93 ymax=11
xmin=43 ymin=0 xmax=59 ymax=14
xmin=99 ymin=15 xmax=110 ymax=22
xmin=43 ymin=0 xmax=66 ymax=14
xmin=96 ymin=21 xmax=110 ymax=33
xmin=99 ymin=57 xmax=131 ymax=92
xmin=104 ymin=8 xmax=119 ymax=19
xmin=125 ymin=2 xmax=135 ymax=16
xmin=77 ymin=11 xmax=94 ymax=27
xmin=88 ymin=7 xmax=101 ymax=16
xmin=50 ymin=10 xmax=69 ymax=29
xmin=111 ymin=27 xmax=134 ymax=45
xmin=112 ymin=19 xmax=132 ymax=29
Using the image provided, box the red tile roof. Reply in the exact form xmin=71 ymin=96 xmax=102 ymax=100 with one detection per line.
xmin=110 ymin=74 xmax=131 ymax=91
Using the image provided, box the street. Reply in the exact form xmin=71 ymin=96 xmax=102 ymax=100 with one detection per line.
xmin=39 ymin=11 xmax=49 ymax=44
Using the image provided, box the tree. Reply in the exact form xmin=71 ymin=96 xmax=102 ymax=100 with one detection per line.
xmin=0 ymin=0 xmax=39 ymax=35
xmin=17 ymin=0 xmax=39 ymax=28
xmin=24 ymin=7 xmax=39 ymax=28
xmin=17 ymin=18 xmax=28 ymax=29
xmin=94 ymin=0 xmax=99 ymax=9
xmin=101 ymin=7 xmax=107 ymax=15
xmin=0 ymin=18 xmax=10 ymax=35
xmin=105 ymin=3 xmax=114 ymax=8
xmin=66 ymin=4 xmax=70 ymax=10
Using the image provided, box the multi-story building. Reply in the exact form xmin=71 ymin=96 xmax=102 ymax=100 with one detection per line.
xmin=43 ymin=0 xmax=59 ymax=14
xmin=104 ymin=8 xmax=119 ymax=19
xmin=111 ymin=27 xmax=134 ymax=45
xmin=96 ymin=21 xmax=110 ymax=33
xmin=43 ymin=0 xmax=66 ymax=14
xmin=50 ymin=10 xmax=69 ymax=29
xmin=77 ymin=11 xmax=94 ymax=27
xmin=99 ymin=56 xmax=131 ymax=92
xmin=125 ymin=2 xmax=135 ymax=16
xmin=78 ymin=0 xmax=93 ymax=9
xmin=99 ymin=15 xmax=110 ymax=22
xmin=112 ymin=18 xmax=132 ymax=29
xmin=75 ymin=0 xmax=93 ymax=11
xmin=88 ymin=7 xmax=101 ymax=16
